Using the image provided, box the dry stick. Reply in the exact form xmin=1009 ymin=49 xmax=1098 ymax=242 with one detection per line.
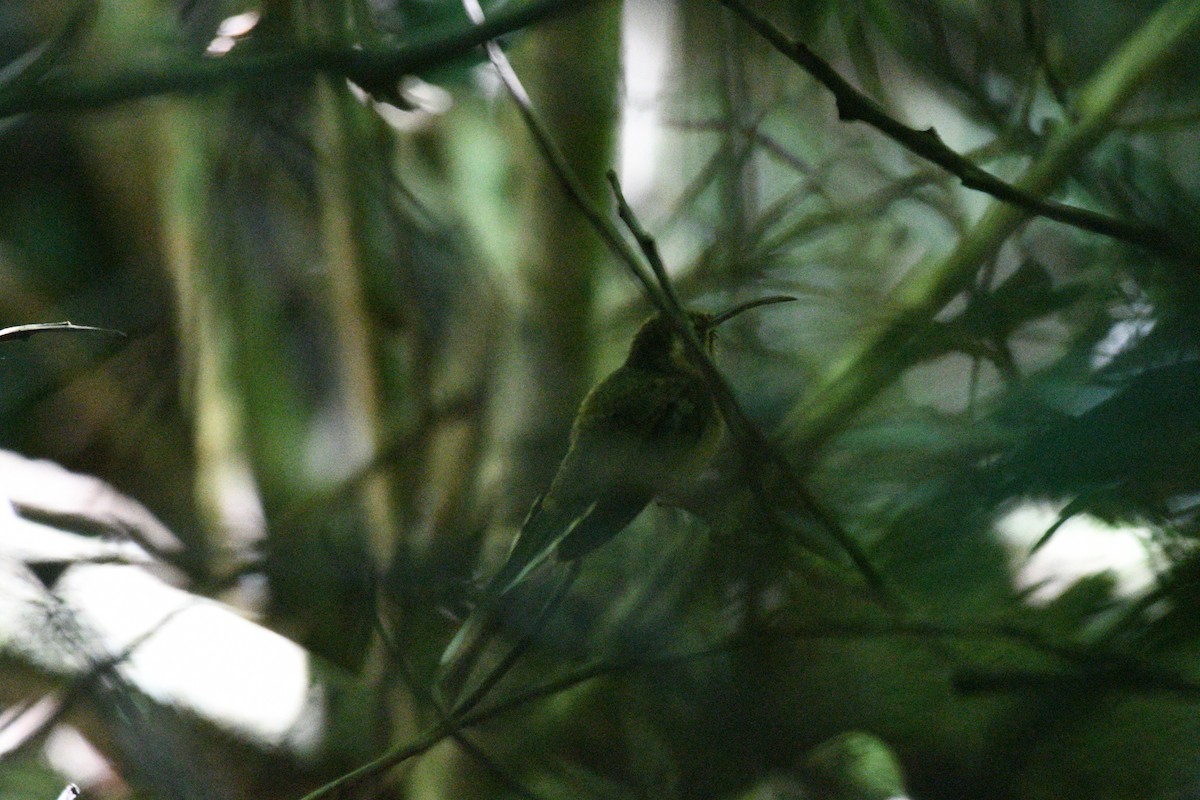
xmin=715 ymin=0 xmax=1199 ymax=263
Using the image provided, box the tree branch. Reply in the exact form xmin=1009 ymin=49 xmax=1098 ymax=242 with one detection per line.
xmin=716 ymin=0 xmax=1200 ymax=262
xmin=775 ymin=0 xmax=1200 ymax=457
xmin=0 ymin=0 xmax=595 ymax=118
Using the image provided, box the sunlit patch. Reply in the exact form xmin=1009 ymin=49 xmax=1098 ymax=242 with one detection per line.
xmin=995 ymin=500 xmax=1160 ymax=605
xmin=1091 ymin=311 xmax=1156 ymax=370
xmin=349 ymin=76 xmax=454 ymax=131
xmin=617 ymin=0 xmax=676 ymax=203
xmin=206 ymin=10 xmax=261 ymax=57
xmin=0 ymin=694 xmax=59 ymax=757
xmin=54 ymin=564 xmax=318 ymax=750
xmin=43 ymin=726 xmax=118 ymax=793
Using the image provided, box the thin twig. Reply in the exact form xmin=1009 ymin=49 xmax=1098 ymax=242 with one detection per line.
xmin=780 ymin=0 xmax=1200 ymax=458
xmin=664 ymin=115 xmax=814 ymax=176
xmin=466 ymin=3 xmax=663 ymax=309
xmin=605 ymin=172 xmax=687 ymax=314
xmin=657 ymin=109 xmax=769 ymax=235
xmin=375 ymin=614 xmax=551 ymax=800
xmin=752 ymin=171 xmax=938 ymax=259
xmin=953 ymin=666 xmax=1200 ymax=695
xmin=470 ymin=0 xmax=888 ymax=594
xmin=771 ymin=616 xmax=1200 ymax=695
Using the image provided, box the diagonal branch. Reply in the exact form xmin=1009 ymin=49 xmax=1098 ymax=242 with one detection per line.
xmin=469 ymin=12 xmax=662 ymax=305
xmin=716 ymin=0 xmax=1200 ymax=263
xmin=770 ymin=0 xmax=1200 ymax=457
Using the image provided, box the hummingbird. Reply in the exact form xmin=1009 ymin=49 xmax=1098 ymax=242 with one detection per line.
xmin=438 ymin=296 xmax=795 ymax=700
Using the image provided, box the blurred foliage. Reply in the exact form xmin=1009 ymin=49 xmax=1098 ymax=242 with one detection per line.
xmin=2 ymin=0 xmax=1200 ymax=799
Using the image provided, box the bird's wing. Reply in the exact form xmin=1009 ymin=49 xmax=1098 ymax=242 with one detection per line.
xmin=437 ymin=494 xmax=591 ymax=682
xmin=552 ymin=371 xmax=714 ymax=561
xmin=480 ymin=370 xmax=715 ymax=597
xmin=486 ymin=493 xmax=599 ymax=597
xmin=438 ymin=371 xmax=715 ymax=690
xmin=553 ymin=489 xmax=653 ymax=561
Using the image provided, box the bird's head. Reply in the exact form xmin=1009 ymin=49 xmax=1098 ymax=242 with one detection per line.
xmin=626 ymin=296 xmax=795 ymax=373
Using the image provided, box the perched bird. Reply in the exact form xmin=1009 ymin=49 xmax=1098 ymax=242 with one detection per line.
xmin=438 ymin=297 xmax=794 ymax=702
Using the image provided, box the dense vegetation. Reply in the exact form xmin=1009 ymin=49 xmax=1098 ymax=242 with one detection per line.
xmin=3 ymin=1 xmax=1200 ymax=799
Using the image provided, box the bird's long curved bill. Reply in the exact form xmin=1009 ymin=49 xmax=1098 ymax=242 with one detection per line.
xmin=707 ymin=295 xmax=796 ymax=329
xmin=0 ymin=321 xmax=125 ymax=343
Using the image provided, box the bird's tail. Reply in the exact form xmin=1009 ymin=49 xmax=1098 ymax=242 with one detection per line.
xmin=435 ymin=493 xmax=588 ymax=710
xmin=436 ymin=562 xmax=580 ymax=714
xmin=436 ymin=597 xmax=503 ymax=710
